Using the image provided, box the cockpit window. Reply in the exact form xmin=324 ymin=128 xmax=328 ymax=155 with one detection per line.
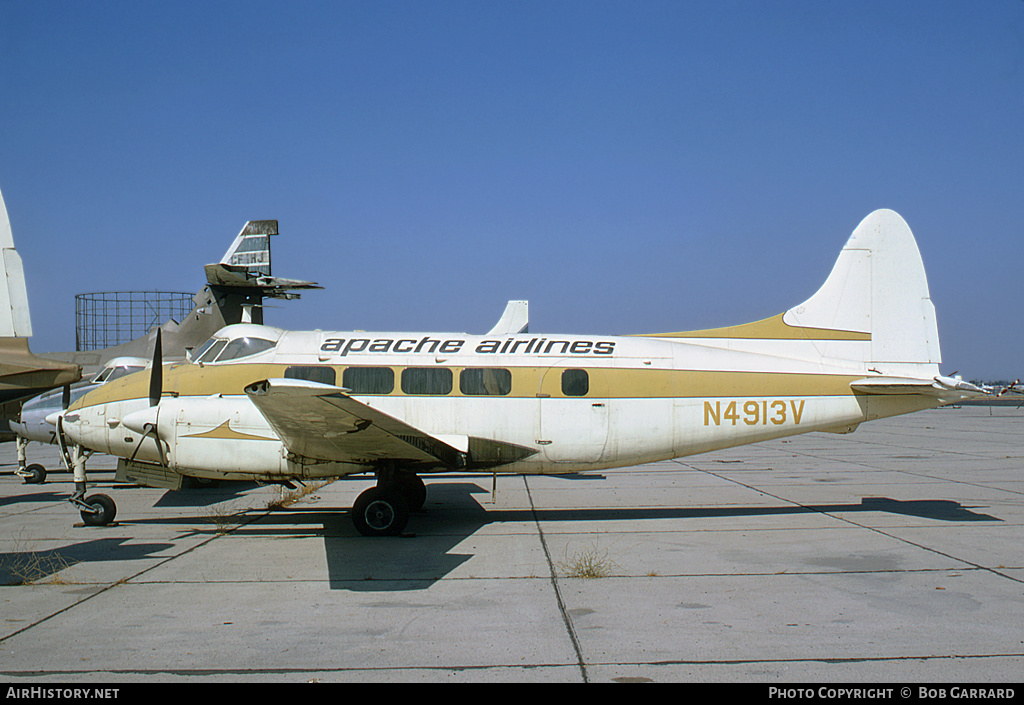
xmin=105 ymin=365 xmax=146 ymax=382
xmin=196 ymin=339 xmax=227 ymax=364
xmin=91 ymin=364 xmax=146 ymax=383
xmin=192 ymin=337 xmax=222 ymax=363
xmin=216 ymin=337 xmax=277 ymax=362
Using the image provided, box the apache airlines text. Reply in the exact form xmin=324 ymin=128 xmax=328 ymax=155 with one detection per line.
xmin=320 ymin=337 xmax=617 ymax=357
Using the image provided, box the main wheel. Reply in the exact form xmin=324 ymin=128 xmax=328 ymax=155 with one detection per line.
xmin=80 ymin=494 xmax=117 ymax=527
xmin=23 ymin=464 xmax=46 ymax=484
xmin=351 ymin=486 xmax=409 ymax=537
xmin=395 ymin=472 xmax=427 ymax=512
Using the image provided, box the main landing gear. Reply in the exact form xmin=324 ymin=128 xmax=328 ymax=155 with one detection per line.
xmin=351 ymin=468 xmax=426 ymax=537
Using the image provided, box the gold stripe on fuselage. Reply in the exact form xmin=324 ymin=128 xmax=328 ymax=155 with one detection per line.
xmin=71 ymin=359 xmax=862 ymax=410
xmin=640 ymin=313 xmax=871 ymax=341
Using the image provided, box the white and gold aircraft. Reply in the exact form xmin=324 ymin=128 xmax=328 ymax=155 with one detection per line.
xmin=51 ymin=210 xmax=1011 ymax=534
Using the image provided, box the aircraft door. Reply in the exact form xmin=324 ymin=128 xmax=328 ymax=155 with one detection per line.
xmin=537 ymin=364 xmax=609 ymax=463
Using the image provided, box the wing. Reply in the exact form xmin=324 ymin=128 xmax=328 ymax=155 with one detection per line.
xmin=244 ymin=378 xmax=536 ymax=470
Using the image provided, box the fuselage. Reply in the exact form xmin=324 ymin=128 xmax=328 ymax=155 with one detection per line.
xmin=60 ymin=323 xmax=939 ymax=482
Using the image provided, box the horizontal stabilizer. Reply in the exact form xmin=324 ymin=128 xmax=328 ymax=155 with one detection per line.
xmin=851 ymin=375 xmax=996 ymax=402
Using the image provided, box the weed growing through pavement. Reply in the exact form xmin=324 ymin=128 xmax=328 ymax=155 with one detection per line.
xmin=265 ymin=481 xmax=328 ymax=511
xmin=557 ymin=542 xmax=617 ymax=579
xmin=1 ymin=531 xmax=75 ymax=585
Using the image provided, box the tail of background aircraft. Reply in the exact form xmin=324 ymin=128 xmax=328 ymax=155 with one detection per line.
xmin=486 ymin=300 xmax=529 ymax=336
xmin=0 ymin=186 xmax=33 ymax=338
xmin=0 ymin=185 xmax=81 ymax=420
xmin=42 ymin=220 xmax=321 ymax=373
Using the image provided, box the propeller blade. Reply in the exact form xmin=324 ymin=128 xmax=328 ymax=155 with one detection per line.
xmin=61 ymin=384 xmax=70 ymax=410
xmin=148 ymin=328 xmax=163 ymax=407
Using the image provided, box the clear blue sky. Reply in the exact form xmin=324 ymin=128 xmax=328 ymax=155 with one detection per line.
xmin=1 ymin=1 xmax=1021 ymax=379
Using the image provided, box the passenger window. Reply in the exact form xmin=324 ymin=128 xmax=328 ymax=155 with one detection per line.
xmin=561 ymin=369 xmax=589 ymax=396
xmin=285 ymin=366 xmax=337 ymax=386
xmin=217 ymin=337 xmax=277 ymax=361
xmin=460 ymin=368 xmax=512 ymax=396
xmin=343 ymin=367 xmax=395 ymax=394
xmin=401 ymin=368 xmax=453 ymax=395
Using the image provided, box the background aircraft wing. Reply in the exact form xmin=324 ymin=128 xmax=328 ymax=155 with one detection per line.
xmin=244 ymin=378 xmax=466 ymax=469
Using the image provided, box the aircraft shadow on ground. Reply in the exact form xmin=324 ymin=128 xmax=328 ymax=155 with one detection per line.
xmin=223 ymin=482 xmax=1001 ymax=592
xmin=0 ymin=537 xmax=175 ymax=585
xmin=0 ymin=490 xmax=68 ymax=508
xmin=153 ymin=481 xmax=261 ymax=508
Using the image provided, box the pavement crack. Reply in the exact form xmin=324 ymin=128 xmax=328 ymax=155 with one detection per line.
xmin=522 ymin=475 xmax=589 ymax=683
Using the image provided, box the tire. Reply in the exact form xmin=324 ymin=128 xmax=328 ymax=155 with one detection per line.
xmin=80 ymin=494 xmax=117 ymax=527
xmin=23 ymin=464 xmax=46 ymax=484
xmin=351 ymin=486 xmax=409 ymax=537
xmin=395 ymin=472 xmax=427 ymax=512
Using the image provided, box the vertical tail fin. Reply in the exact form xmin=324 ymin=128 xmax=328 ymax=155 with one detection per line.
xmin=219 ymin=220 xmax=277 ymax=277
xmin=486 ymin=300 xmax=529 ymax=335
xmin=785 ymin=209 xmax=941 ymax=373
xmin=0 ymin=186 xmax=33 ymax=337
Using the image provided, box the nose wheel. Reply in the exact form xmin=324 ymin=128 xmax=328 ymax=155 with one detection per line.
xmin=72 ymin=492 xmax=117 ymax=527
xmin=16 ymin=463 xmax=47 ymax=484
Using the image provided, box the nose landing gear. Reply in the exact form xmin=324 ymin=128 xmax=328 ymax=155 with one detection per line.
xmin=58 ymin=418 xmax=117 ymax=527
xmin=14 ymin=438 xmax=47 ymax=484
xmin=71 ymin=491 xmax=117 ymax=527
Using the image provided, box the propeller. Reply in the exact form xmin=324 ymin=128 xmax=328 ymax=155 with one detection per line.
xmin=125 ymin=329 xmax=169 ymax=467
xmin=149 ymin=328 xmax=163 ymax=407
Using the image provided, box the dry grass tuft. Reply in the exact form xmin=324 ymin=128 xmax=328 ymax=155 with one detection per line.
xmin=557 ymin=543 xmax=617 ymax=579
